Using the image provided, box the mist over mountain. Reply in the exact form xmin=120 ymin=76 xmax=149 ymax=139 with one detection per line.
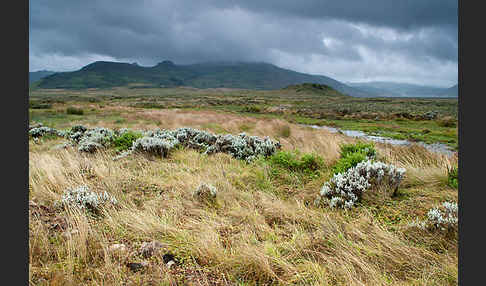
xmin=29 ymin=70 xmax=57 ymax=84
xmin=347 ymin=81 xmax=458 ymax=97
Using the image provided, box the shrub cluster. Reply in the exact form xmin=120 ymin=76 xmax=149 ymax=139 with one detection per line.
xmin=409 ymin=201 xmax=458 ymax=232
xmin=332 ymin=142 xmax=376 ymax=174
xmin=59 ymin=185 xmax=117 ymax=212
xmin=317 ymin=160 xmax=406 ymax=209
xmin=28 ymin=124 xmax=281 ymax=162
xmin=29 ymin=126 xmax=65 ymax=139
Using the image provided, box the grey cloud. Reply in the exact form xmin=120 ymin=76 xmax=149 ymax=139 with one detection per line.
xmin=29 ymin=0 xmax=457 ymax=86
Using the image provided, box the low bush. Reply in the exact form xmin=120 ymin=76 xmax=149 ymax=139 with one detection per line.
xmin=78 ymin=128 xmax=114 ymax=153
xmin=59 ymin=185 xmax=117 ymax=213
xmin=409 ymin=201 xmax=458 ymax=233
xmin=332 ymin=152 xmax=368 ymax=175
xmin=112 ymin=131 xmax=142 ymax=152
xmin=66 ymin=107 xmax=84 ymax=115
xmin=317 ymin=160 xmax=406 ymax=209
xmin=131 ymin=137 xmax=176 ymax=157
xmin=29 ymin=126 xmax=63 ymax=139
xmin=427 ymin=202 xmax=458 ymax=231
xmin=332 ymin=142 xmax=377 ymax=174
xmin=269 ymin=150 xmax=324 ymax=174
xmin=339 ymin=142 xmax=376 ymax=159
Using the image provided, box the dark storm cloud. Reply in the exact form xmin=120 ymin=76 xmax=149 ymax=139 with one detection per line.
xmin=227 ymin=0 xmax=457 ymax=31
xmin=29 ymin=0 xmax=458 ymax=86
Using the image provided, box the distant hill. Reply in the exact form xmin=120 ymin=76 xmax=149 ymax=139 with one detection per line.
xmin=442 ymin=84 xmax=458 ymax=97
xmin=36 ymin=60 xmax=371 ymax=97
xmin=347 ymin=81 xmax=458 ymax=97
xmin=283 ymin=83 xmax=347 ymax=97
xmin=29 ymin=70 xmax=56 ymax=84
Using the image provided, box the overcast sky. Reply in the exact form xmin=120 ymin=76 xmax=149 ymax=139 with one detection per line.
xmin=29 ymin=0 xmax=458 ymax=87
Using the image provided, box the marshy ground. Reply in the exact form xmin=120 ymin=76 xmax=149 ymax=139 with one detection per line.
xmin=29 ymin=86 xmax=458 ymax=285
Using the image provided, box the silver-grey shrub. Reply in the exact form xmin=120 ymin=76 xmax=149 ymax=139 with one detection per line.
xmin=131 ymin=136 xmax=177 ymax=157
xmin=29 ymin=126 xmax=59 ymax=138
xmin=29 ymin=124 xmax=281 ymax=161
xmin=426 ymin=201 xmax=458 ymax=231
xmin=204 ymin=132 xmax=280 ymax=162
xmin=77 ymin=128 xmax=115 ymax=153
xmin=317 ymin=160 xmax=406 ymax=209
xmin=60 ymin=185 xmax=117 ymax=211
xmin=193 ymin=183 xmax=217 ymax=203
xmin=408 ymin=201 xmax=458 ymax=232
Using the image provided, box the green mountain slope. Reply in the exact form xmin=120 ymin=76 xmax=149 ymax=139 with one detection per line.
xmin=36 ymin=60 xmax=371 ymax=97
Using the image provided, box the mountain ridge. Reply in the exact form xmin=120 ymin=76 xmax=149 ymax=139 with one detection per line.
xmin=35 ymin=60 xmax=371 ymax=97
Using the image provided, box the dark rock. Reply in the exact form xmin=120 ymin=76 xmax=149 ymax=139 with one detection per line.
xmin=423 ymin=111 xmax=438 ymax=120
xmin=162 ymin=253 xmax=175 ymax=264
xmin=126 ymin=261 xmax=148 ymax=272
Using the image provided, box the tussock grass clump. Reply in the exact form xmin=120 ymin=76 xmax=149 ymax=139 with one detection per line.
xmin=276 ymin=124 xmax=291 ymax=138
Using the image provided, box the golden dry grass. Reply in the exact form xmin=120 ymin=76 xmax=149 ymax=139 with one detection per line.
xmin=29 ymin=110 xmax=458 ymax=285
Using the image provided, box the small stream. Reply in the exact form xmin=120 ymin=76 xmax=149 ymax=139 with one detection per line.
xmin=303 ymin=124 xmax=457 ymax=156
